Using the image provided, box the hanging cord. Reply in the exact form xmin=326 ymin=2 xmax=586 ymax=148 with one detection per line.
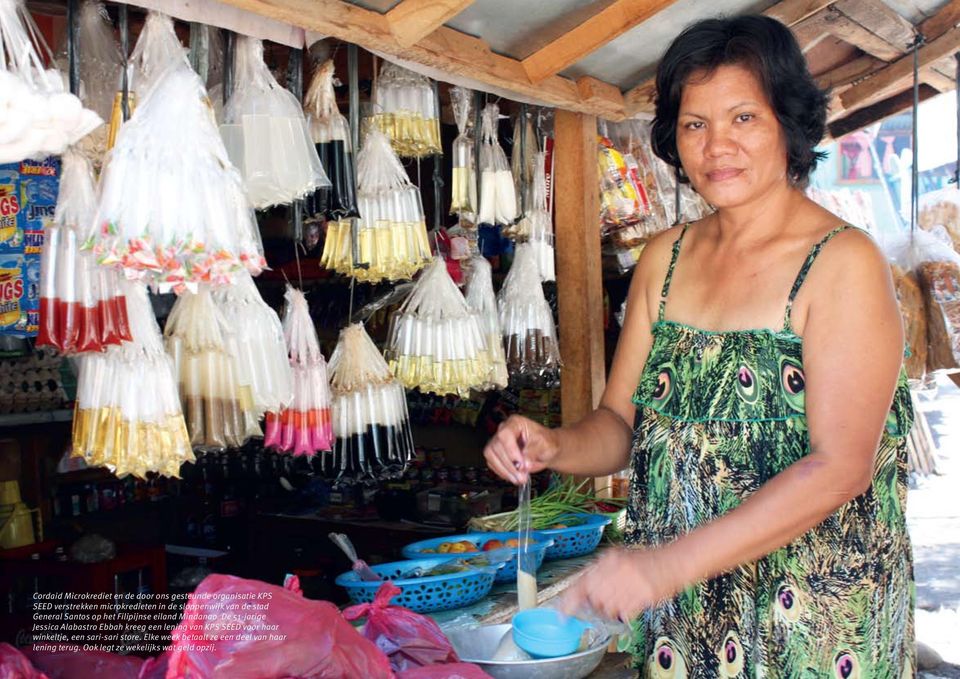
xmin=119 ymin=5 xmax=130 ymax=120
xmin=287 ymin=47 xmax=305 ymax=246
xmin=66 ymin=0 xmax=79 ymax=96
xmin=910 ymin=36 xmax=923 ymax=239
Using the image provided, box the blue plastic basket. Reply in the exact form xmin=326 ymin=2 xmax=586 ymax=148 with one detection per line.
xmin=401 ymin=532 xmax=554 ymax=583
xmin=335 ymin=555 xmax=502 ymax=613
xmin=535 ymin=513 xmax=612 ymax=561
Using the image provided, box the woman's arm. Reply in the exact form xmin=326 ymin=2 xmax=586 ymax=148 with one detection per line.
xmin=484 ymin=227 xmax=680 ymax=484
xmin=563 ymin=229 xmax=906 ymax=620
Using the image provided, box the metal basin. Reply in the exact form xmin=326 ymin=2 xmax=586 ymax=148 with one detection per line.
xmin=445 ymin=623 xmax=609 ymax=679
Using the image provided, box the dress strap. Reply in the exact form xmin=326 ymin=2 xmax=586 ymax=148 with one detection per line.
xmin=658 ymin=223 xmax=691 ymax=322
xmin=782 ymin=224 xmax=853 ymax=330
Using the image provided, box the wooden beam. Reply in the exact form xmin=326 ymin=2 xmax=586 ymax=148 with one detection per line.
xmin=385 ymin=0 xmax=474 ymax=48
xmin=918 ymin=0 xmax=960 ymax=40
xmin=215 ymin=0 xmax=626 ymax=118
xmin=554 ymin=110 xmax=605 ymax=426
xmin=922 ymin=66 xmax=956 ymax=92
xmin=521 ymin=0 xmax=680 ymax=84
xmin=840 ymin=26 xmax=960 ymax=111
xmin=800 ymin=7 xmax=904 ymax=61
xmin=623 ymin=0 xmax=835 ymax=114
xmin=828 ymin=83 xmax=939 ymax=138
xmin=816 ymin=54 xmax=886 ymax=89
xmin=764 ymin=0 xmax=836 ymax=26
xmin=793 ymin=9 xmax=834 ymax=52
xmin=832 ymin=0 xmax=916 ymax=52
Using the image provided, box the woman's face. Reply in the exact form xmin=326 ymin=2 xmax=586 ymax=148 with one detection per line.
xmin=675 ymin=63 xmax=789 ymax=209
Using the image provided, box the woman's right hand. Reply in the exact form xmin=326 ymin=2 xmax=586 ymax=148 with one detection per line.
xmin=483 ymin=415 xmax=560 ymax=485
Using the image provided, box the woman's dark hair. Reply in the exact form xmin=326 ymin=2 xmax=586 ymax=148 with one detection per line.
xmin=650 ymin=15 xmax=828 ymax=186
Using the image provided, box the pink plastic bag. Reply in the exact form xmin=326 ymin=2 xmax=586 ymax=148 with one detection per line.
xmin=165 ymin=574 xmax=393 ymax=679
xmin=24 ymin=648 xmax=143 ymax=679
xmin=343 ymin=582 xmax=459 ymax=673
xmin=0 ymin=645 xmax=47 ymax=679
xmin=137 ymin=653 xmax=170 ymax=679
xmin=396 ymin=664 xmax=492 ymax=679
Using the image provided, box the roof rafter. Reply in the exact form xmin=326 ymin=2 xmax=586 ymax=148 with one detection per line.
xmin=214 ymin=0 xmax=627 ymax=118
xmin=521 ymin=0 xmax=680 ymax=85
xmin=623 ymin=0 xmax=836 ymax=115
xmin=828 ymin=82 xmax=939 ymax=137
xmin=385 ymin=0 xmax=474 ymax=48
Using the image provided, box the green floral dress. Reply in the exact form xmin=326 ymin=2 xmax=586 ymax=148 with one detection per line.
xmin=624 ymin=224 xmax=915 ymax=678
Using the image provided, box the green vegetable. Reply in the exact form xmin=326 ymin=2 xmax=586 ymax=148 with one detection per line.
xmin=467 ymin=476 xmax=626 ymax=533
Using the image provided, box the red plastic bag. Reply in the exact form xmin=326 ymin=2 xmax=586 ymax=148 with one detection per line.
xmin=24 ymin=648 xmax=143 ymax=679
xmin=343 ymin=582 xmax=459 ymax=673
xmin=166 ymin=574 xmax=393 ymax=679
xmin=396 ymin=664 xmax=492 ymax=679
xmin=138 ymin=653 xmax=169 ymax=679
xmin=0 ymin=644 xmax=47 ymax=679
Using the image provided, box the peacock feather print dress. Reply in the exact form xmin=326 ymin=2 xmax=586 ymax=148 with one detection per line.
xmin=623 ymin=224 xmax=915 ymax=678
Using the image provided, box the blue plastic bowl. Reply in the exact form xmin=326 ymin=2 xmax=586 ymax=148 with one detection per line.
xmin=512 ymin=608 xmax=591 ymax=658
xmin=335 ymin=555 xmax=504 ymax=613
xmin=537 ymin=513 xmax=612 ymax=561
xmin=401 ymin=532 xmax=554 ymax=583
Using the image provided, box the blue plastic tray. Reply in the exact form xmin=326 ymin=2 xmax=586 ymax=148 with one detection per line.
xmin=335 ymin=555 xmax=502 ymax=613
xmin=401 ymin=532 xmax=554 ymax=583
xmin=536 ymin=513 xmax=612 ymax=561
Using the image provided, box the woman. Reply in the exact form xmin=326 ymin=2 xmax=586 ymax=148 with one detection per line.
xmin=484 ymin=15 xmax=914 ymax=677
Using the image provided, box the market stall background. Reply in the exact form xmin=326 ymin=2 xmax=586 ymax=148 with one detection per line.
xmin=1 ymin=0 xmax=959 ymax=675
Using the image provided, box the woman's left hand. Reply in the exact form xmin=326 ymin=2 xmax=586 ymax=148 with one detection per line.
xmin=559 ymin=547 xmax=681 ymax=622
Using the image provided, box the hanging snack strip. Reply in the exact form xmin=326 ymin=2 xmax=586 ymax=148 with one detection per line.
xmin=498 ymin=242 xmax=562 ymax=382
xmin=72 ymin=280 xmax=193 ymax=478
xmin=384 ymin=257 xmax=494 ymax=397
xmin=88 ymin=13 xmax=264 ymax=292
xmin=220 ymin=36 xmax=329 ymax=209
xmin=68 ymin=0 xmax=123 ymax=166
xmin=328 ymin=323 xmax=415 ymax=481
xmin=463 ymin=255 xmax=508 ymax=390
xmin=0 ymin=0 xmax=102 ymax=163
xmin=449 ymin=86 xmax=477 ymax=224
xmin=369 ymin=61 xmax=441 ymax=158
xmin=525 ymin=151 xmax=555 ymax=282
xmin=477 ymin=103 xmax=517 ymax=228
xmin=38 ymin=150 xmax=131 ymax=354
xmin=164 ymin=286 xmax=261 ymax=450
xmin=264 ymin=285 xmax=333 ymax=457
xmin=321 ymin=129 xmax=431 ymax=282
xmin=303 ymin=58 xmax=358 ymax=222
xmin=213 ymin=272 xmax=294 ymax=419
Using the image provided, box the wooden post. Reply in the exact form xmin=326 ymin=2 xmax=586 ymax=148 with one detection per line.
xmin=553 ymin=111 xmax=605 ymax=424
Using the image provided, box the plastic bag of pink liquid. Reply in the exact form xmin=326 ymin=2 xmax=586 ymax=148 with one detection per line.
xmin=165 ymin=574 xmax=392 ymax=679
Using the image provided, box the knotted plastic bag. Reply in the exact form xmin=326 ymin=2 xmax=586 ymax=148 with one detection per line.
xmin=477 ymin=103 xmax=516 ymax=228
xmin=370 ymin=61 xmax=440 ymax=158
xmin=166 ymin=574 xmax=393 ymax=679
xmin=344 ymin=581 xmax=459 ymax=673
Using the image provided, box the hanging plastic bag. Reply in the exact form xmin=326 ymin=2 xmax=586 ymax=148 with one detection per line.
xmin=524 ymin=150 xmax=555 ymax=282
xmin=38 ymin=150 xmax=130 ymax=354
xmin=264 ymin=285 xmax=333 ymax=457
xmin=303 ymin=59 xmax=358 ymax=221
xmin=919 ymin=187 xmax=960 ymax=254
xmin=165 ymin=285 xmax=261 ymax=450
xmin=0 ymin=0 xmax=102 ymax=163
xmin=464 ymin=255 xmax=508 ymax=390
xmin=166 ymin=574 xmax=394 ymax=679
xmin=449 ymin=86 xmax=477 ymax=224
xmin=477 ymin=104 xmax=516 ymax=228
xmin=904 ymin=228 xmax=960 ymax=373
xmin=510 ymin=110 xmax=536 ymax=223
xmin=72 ymin=280 xmax=193 ymax=478
xmin=88 ymin=13 xmax=264 ymax=292
xmin=370 ymin=61 xmax=441 ymax=158
xmin=213 ymin=272 xmax=293 ymax=418
xmin=322 ymin=129 xmax=431 ymax=282
xmin=328 ymin=323 xmax=415 ymax=482
xmin=498 ymin=242 xmax=561 ymax=384
xmin=58 ymin=1 xmax=123 ymax=167
xmin=221 ymin=36 xmax=329 ymax=209
xmin=384 ymin=257 xmax=493 ymax=396
xmin=343 ymin=581 xmax=459 ymax=673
